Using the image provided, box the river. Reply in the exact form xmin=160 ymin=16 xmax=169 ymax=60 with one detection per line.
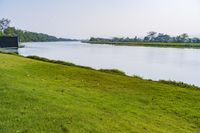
xmin=16 ymin=41 xmax=200 ymax=86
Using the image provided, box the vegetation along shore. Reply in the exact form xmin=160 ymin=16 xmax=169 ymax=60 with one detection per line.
xmin=84 ymin=32 xmax=200 ymax=48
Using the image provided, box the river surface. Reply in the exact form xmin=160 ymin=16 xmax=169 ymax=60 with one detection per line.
xmin=16 ymin=41 xmax=200 ymax=86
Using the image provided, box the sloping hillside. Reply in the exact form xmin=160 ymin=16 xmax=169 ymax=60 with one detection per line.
xmin=0 ymin=53 xmax=199 ymax=133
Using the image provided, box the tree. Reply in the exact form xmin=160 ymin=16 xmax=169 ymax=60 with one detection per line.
xmin=175 ymin=33 xmax=189 ymax=43
xmin=191 ymin=37 xmax=200 ymax=43
xmin=180 ymin=33 xmax=189 ymax=39
xmin=144 ymin=36 xmax=150 ymax=42
xmin=155 ymin=33 xmax=171 ymax=42
xmin=180 ymin=33 xmax=189 ymax=42
xmin=0 ymin=18 xmax=10 ymax=35
xmin=145 ymin=31 xmax=157 ymax=42
xmin=133 ymin=36 xmax=139 ymax=42
xmin=4 ymin=27 xmax=16 ymax=36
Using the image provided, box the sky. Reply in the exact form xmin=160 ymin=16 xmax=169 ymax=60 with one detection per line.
xmin=0 ymin=0 xmax=200 ymax=39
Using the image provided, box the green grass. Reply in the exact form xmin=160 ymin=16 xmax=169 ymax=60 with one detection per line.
xmin=85 ymin=41 xmax=200 ymax=48
xmin=0 ymin=53 xmax=200 ymax=133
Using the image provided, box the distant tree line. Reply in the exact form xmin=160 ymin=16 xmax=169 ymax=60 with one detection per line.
xmin=0 ymin=18 xmax=76 ymax=42
xmin=3 ymin=27 xmax=73 ymax=42
xmin=90 ymin=31 xmax=200 ymax=43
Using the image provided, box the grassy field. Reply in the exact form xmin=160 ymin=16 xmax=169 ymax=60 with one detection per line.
xmin=84 ymin=41 xmax=200 ymax=48
xmin=0 ymin=53 xmax=200 ymax=133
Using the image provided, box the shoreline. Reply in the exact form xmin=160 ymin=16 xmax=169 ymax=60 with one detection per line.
xmin=1 ymin=51 xmax=199 ymax=89
xmin=83 ymin=41 xmax=200 ymax=49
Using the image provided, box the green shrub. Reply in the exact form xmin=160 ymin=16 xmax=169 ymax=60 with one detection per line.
xmin=99 ymin=69 xmax=126 ymax=76
xmin=132 ymin=75 xmax=144 ymax=79
xmin=26 ymin=56 xmax=94 ymax=70
xmin=159 ymin=80 xmax=199 ymax=89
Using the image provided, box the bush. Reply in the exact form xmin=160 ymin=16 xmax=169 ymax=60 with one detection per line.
xmin=132 ymin=75 xmax=144 ymax=79
xmin=159 ymin=80 xmax=199 ymax=89
xmin=26 ymin=56 xmax=94 ymax=70
xmin=99 ymin=69 xmax=126 ymax=76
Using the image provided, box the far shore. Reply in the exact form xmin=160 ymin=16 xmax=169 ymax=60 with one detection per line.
xmin=83 ymin=41 xmax=200 ymax=48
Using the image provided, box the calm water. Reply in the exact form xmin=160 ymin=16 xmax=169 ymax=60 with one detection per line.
xmin=17 ymin=41 xmax=200 ymax=86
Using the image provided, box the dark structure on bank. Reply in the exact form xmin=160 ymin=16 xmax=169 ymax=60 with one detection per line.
xmin=0 ymin=36 xmax=19 ymax=48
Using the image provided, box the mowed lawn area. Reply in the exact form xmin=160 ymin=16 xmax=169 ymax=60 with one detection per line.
xmin=0 ymin=53 xmax=200 ymax=133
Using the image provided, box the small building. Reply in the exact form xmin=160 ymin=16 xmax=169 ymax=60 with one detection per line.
xmin=0 ymin=36 xmax=19 ymax=48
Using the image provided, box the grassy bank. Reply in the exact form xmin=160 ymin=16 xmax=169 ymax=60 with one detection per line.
xmin=0 ymin=53 xmax=200 ymax=133
xmin=84 ymin=41 xmax=200 ymax=48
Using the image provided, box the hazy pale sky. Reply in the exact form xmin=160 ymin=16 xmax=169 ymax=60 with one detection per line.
xmin=1 ymin=0 xmax=200 ymax=39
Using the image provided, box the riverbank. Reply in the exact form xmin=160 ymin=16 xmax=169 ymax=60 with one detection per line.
xmin=84 ymin=41 xmax=200 ymax=48
xmin=0 ymin=52 xmax=200 ymax=132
